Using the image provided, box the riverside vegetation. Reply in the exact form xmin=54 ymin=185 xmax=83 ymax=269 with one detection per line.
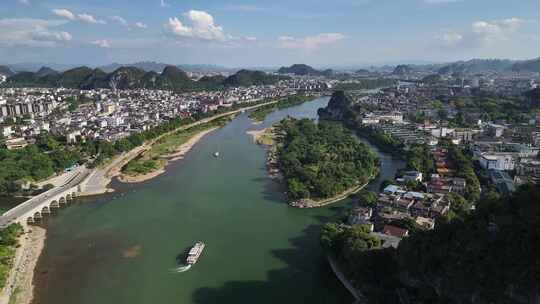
xmin=0 ymin=223 xmax=23 ymax=289
xmin=122 ymin=117 xmax=231 ymax=176
xmin=274 ymin=118 xmax=379 ymax=205
xmin=0 ymin=98 xmax=275 ymax=196
xmin=321 ymin=184 xmax=540 ymax=303
xmin=248 ymin=95 xmax=316 ymax=122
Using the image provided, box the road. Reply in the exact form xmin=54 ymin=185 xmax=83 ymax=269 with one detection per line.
xmin=0 ymin=169 xmax=91 ymax=228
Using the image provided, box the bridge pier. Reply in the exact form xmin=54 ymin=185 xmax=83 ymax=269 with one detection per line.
xmin=27 ymin=217 xmax=34 ymax=224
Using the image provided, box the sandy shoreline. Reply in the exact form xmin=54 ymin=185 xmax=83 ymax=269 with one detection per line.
xmin=118 ymin=127 xmax=219 ymax=184
xmin=0 ymin=226 xmax=46 ymax=304
xmin=81 ymin=101 xmax=277 ymax=196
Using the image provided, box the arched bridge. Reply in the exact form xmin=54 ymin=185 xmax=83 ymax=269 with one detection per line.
xmin=0 ymin=170 xmax=91 ymax=228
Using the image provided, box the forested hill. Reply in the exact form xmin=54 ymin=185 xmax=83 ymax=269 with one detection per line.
xmin=277 ymin=64 xmax=333 ymax=77
xmin=322 ymin=184 xmax=540 ymax=303
xmin=275 ymin=118 xmax=378 ymax=203
xmin=3 ymin=66 xmax=287 ymax=91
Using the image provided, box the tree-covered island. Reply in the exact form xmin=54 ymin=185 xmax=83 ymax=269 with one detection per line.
xmin=271 ymin=118 xmax=379 ymax=207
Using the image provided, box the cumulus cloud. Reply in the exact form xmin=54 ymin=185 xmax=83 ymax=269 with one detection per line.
xmin=278 ymin=33 xmax=345 ymax=51
xmin=134 ymin=22 xmax=148 ymax=29
xmin=165 ymin=10 xmax=228 ymax=41
xmin=77 ymin=13 xmax=106 ymax=24
xmin=91 ymin=39 xmax=110 ymax=48
xmin=110 ymin=15 xmax=128 ymax=27
xmin=52 ymin=9 xmax=106 ymax=24
xmin=0 ymin=18 xmax=72 ymax=47
xmin=439 ymin=17 xmax=525 ymax=48
xmin=52 ymin=8 xmax=75 ymax=20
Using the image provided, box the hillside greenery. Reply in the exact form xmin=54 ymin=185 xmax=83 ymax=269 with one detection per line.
xmin=3 ymin=66 xmax=288 ymax=91
xmin=277 ymin=64 xmax=333 ymax=77
xmin=321 ymin=184 xmax=540 ymax=303
xmin=275 ymin=118 xmax=379 ymax=201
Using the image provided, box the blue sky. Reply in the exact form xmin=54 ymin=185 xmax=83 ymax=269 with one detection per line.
xmin=1 ymin=0 xmax=539 ymax=67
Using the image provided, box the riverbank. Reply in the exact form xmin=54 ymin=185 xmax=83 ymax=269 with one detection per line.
xmin=0 ymin=226 xmax=45 ymax=304
xmin=290 ymin=174 xmax=376 ymax=208
xmin=81 ymin=100 xmax=278 ymax=196
xmin=118 ymin=127 xmax=219 ymax=183
xmin=251 ymin=121 xmax=379 ymax=209
xmin=327 ymin=256 xmax=366 ymax=303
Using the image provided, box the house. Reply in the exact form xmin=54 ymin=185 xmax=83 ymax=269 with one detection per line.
xmin=348 ymin=207 xmax=373 ymax=225
xmin=383 ymin=185 xmax=405 ymax=195
xmin=5 ymin=137 xmax=28 ymax=149
xmin=403 ymin=171 xmax=423 ymax=182
xmin=382 ymin=225 xmax=409 ymax=238
xmin=416 ymin=216 xmax=435 ymax=230
xmin=489 ymin=170 xmax=515 ymax=194
xmin=479 ymin=153 xmax=515 ymax=171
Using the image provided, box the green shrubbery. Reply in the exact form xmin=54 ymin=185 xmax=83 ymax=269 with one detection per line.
xmin=276 ymin=118 xmax=379 ymax=200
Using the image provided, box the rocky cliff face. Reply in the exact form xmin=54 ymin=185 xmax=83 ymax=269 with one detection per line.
xmin=318 ymin=90 xmax=355 ymax=121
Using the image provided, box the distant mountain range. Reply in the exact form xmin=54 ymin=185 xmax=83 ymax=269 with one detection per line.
xmin=98 ymin=62 xmax=235 ymax=73
xmin=2 ymin=66 xmax=289 ymax=90
xmin=1 ymin=61 xmax=234 ymax=73
xmin=391 ymin=58 xmax=540 ymax=76
xmin=0 ymin=66 xmax=15 ymax=77
xmin=277 ymin=64 xmax=333 ymax=77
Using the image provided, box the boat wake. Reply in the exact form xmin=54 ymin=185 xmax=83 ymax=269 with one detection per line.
xmin=171 ymin=265 xmax=191 ymax=273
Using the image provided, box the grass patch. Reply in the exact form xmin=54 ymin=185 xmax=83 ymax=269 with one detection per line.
xmin=121 ymin=117 xmax=230 ymax=177
xmin=0 ymin=224 xmax=24 ymax=290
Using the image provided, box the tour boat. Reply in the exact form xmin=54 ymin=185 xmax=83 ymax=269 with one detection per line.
xmin=186 ymin=241 xmax=205 ymax=265
xmin=214 ymin=152 xmax=220 ymax=157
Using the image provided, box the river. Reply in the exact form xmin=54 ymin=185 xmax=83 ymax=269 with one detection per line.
xmin=32 ymin=97 xmax=405 ymax=304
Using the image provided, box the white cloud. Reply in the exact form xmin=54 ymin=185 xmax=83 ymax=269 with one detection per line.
xmin=439 ymin=17 xmax=525 ymax=48
xmin=165 ymin=10 xmax=228 ymax=41
xmin=77 ymin=13 xmax=106 ymax=24
xmin=52 ymin=9 xmax=106 ymax=24
xmin=278 ymin=33 xmax=345 ymax=51
xmin=160 ymin=0 xmax=169 ymax=8
xmin=91 ymin=39 xmax=110 ymax=48
xmin=18 ymin=0 xmax=30 ymax=5
xmin=134 ymin=22 xmax=148 ymax=29
xmin=52 ymin=9 xmax=75 ymax=20
xmin=0 ymin=18 xmax=72 ymax=47
xmin=110 ymin=15 xmax=128 ymax=27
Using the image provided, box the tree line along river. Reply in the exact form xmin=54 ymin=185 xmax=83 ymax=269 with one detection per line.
xmin=32 ymin=97 xmax=404 ymax=304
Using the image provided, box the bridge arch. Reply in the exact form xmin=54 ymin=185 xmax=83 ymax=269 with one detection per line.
xmin=59 ymin=196 xmax=67 ymax=205
xmin=42 ymin=206 xmax=50 ymax=214
xmin=33 ymin=212 xmax=41 ymax=220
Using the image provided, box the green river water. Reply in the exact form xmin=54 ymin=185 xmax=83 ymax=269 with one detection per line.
xmin=33 ymin=97 xmax=404 ymax=304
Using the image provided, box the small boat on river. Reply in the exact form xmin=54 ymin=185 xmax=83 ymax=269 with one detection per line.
xmin=186 ymin=241 xmax=205 ymax=265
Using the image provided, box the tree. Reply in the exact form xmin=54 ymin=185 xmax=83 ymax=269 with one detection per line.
xmin=357 ymin=191 xmax=377 ymax=207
